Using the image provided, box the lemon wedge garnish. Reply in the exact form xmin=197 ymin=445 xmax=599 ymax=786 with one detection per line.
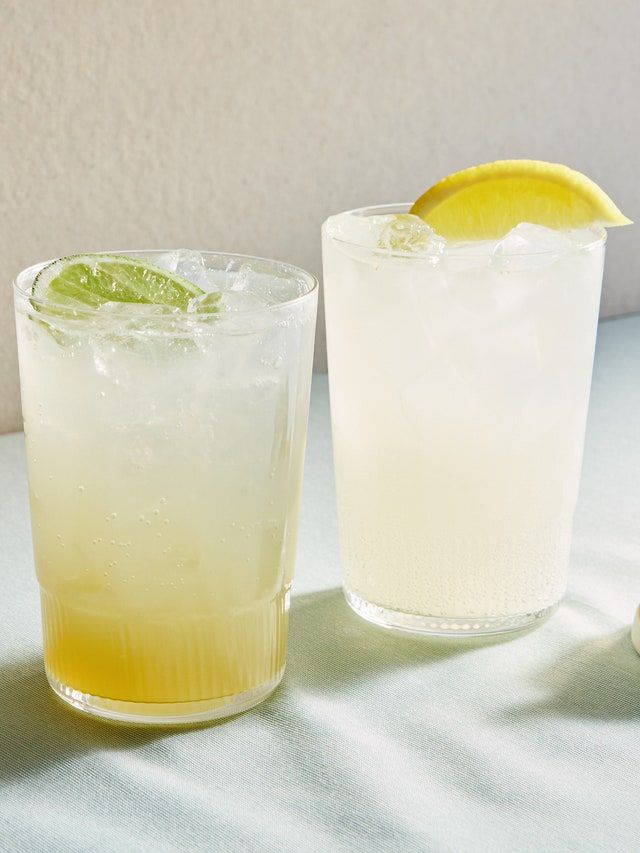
xmin=410 ymin=160 xmax=632 ymax=240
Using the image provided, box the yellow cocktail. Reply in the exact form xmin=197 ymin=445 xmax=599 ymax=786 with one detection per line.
xmin=14 ymin=250 xmax=317 ymax=722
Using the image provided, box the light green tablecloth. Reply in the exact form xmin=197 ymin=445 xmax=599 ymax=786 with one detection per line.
xmin=1 ymin=318 xmax=639 ymax=852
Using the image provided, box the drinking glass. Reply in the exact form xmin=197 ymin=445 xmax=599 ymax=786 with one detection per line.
xmin=14 ymin=251 xmax=317 ymax=722
xmin=323 ymin=205 xmax=605 ymax=635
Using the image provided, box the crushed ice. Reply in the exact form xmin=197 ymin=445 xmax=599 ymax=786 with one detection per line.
xmin=326 ymin=213 xmax=596 ymax=270
xmin=153 ymin=252 xmax=303 ymax=313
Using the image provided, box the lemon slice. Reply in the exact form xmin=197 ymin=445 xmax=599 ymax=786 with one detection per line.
xmin=410 ymin=160 xmax=632 ymax=240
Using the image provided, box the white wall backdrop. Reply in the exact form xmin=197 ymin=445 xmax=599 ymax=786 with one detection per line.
xmin=1 ymin=0 xmax=638 ymax=432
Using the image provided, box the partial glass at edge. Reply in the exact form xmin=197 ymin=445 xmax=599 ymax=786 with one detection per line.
xmin=322 ymin=204 xmax=606 ymax=636
xmin=14 ymin=251 xmax=318 ymax=723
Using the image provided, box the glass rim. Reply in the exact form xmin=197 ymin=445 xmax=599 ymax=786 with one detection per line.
xmin=13 ymin=249 xmax=319 ymax=322
xmin=322 ymin=202 xmax=608 ymax=259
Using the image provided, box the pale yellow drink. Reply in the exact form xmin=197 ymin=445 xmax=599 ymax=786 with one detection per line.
xmin=14 ymin=251 xmax=317 ymax=722
xmin=323 ymin=208 xmax=605 ymax=634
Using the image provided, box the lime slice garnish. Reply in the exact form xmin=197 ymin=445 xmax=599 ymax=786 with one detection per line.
xmin=32 ymin=254 xmax=209 ymax=314
xmin=410 ymin=160 xmax=632 ymax=240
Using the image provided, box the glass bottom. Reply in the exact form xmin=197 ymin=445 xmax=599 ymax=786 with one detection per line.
xmin=46 ymin=667 xmax=284 ymax=726
xmin=344 ymin=588 xmax=559 ymax=637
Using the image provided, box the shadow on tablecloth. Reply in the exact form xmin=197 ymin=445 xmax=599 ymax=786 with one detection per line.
xmin=0 ymin=657 xmax=165 ymax=784
xmin=1 ymin=588 xmax=573 ymax=785
xmin=507 ymin=628 xmax=640 ymax=720
xmin=285 ymin=587 xmax=520 ymax=693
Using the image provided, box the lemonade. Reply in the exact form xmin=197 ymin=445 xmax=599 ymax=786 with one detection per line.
xmin=14 ymin=250 xmax=317 ymax=722
xmin=322 ymin=161 xmax=630 ymax=635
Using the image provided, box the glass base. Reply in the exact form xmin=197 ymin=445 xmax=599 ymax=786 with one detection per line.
xmin=344 ymin=588 xmax=559 ymax=637
xmin=46 ymin=667 xmax=284 ymax=726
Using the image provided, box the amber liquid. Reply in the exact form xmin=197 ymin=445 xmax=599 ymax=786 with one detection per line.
xmin=41 ymin=586 xmax=288 ymax=703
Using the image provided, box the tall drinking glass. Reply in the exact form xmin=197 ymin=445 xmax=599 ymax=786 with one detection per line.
xmin=322 ymin=205 xmax=605 ymax=635
xmin=14 ymin=251 xmax=317 ymax=723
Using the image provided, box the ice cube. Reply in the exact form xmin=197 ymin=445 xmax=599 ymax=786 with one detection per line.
xmin=491 ymin=223 xmax=574 ymax=270
xmin=442 ymin=239 xmax=495 ymax=270
xmin=323 ymin=212 xmax=390 ymax=249
xmin=217 ymin=291 xmax=271 ymax=312
xmin=153 ymin=249 xmax=201 ymax=275
xmin=154 ymin=249 xmax=219 ymax=291
xmin=95 ymin=301 xmax=181 ymax=337
xmin=188 ymin=288 xmax=274 ymax=353
xmin=187 ymin=292 xmax=222 ymax=314
xmin=565 ymin=227 xmax=603 ymax=248
xmin=97 ymin=301 xmax=179 ymax=317
xmin=152 ymin=251 xmax=180 ymax=273
xmin=378 ymin=214 xmax=446 ymax=258
xmin=325 ymin=212 xmax=446 ymax=260
xmin=230 ymin=262 xmax=303 ymax=305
